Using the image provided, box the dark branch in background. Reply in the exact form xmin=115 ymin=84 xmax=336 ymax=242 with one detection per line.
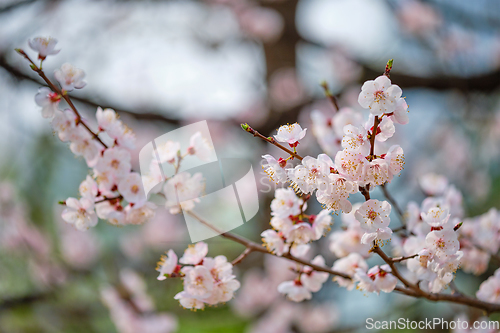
xmin=0 ymin=55 xmax=180 ymax=125
xmin=0 ymin=292 xmax=51 ymax=311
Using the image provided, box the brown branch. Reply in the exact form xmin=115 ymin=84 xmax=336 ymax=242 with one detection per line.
xmin=15 ymin=49 xmax=108 ymax=148
xmin=241 ymin=124 xmax=303 ymax=161
xmin=320 ymin=81 xmax=340 ymax=112
xmin=390 ymin=253 xmax=418 ymax=263
xmin=368 ymin=115 xmax=380 ymax=159
xmin=231 ymin=248 xmax=253 ymax=266
xmin=186 ymin=210 xmax=500 ymax=313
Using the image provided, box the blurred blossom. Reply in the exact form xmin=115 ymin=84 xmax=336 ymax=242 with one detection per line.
xmin=59 ymin=216 xmax=101 ymax=270
xmin=101 ymin=270 xmax=178 ymax=333
xmin=269 ymin=68 xmax=307 ymax=110
xmin=397 ymin=0 xmax=442 ymax=36
xmin=238 ymin=6 xmax=285 ymax=43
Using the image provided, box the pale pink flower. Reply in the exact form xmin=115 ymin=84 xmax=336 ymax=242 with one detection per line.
xmin=96 ymin=107 xmax=120 ymax=132
xmin=419 ymin=173 xmax=448 ymax=196
xmin=334 ymin=149 xmax=367 ymax=182
xmin=274 ymin=123 xmax=307 ymax=146
xmin=156 ymin=141 xmax=180 ymax=164
xmin=300 ymin=255 xmax=329 ymax=292
xmin=54 ymin=63 xmax=86 ymax=91
xmin=69 ymin=131 xmax=101 ymax=167
xmin=124 ymin=201 xmax=156 ymax=225
xmin=425 ymin=229 xmax=459 ymax=261
xmin=183 ymin=265 xmax=214 ymax=298
xmin=163 ymin=172 xmax=204 ymax=214
xmin=277 ymin=280 xmax=312 ymax=302
xmin=316 ymin=173 xmax=357 ymax=213
xmin=391 ymin=98 xmax=409 ymax=125
xmin=270 ymin=188 xmax=302 ymax=218
xmin=476 ymin=269 xmax=500 ymax=304
xmin=358 ymin=75 xmax=402 ymax=116
xmin=362 ymin=158 xmax=390 ymax=187
xmin=179 ymin=242 xmax=208 ymax=265
xmin=174 ymin=291 xmax=205 ymax=310
xmin=341 ymin=125 xmax=370 ymax=155
xmin=333 ymin=107 xmax=364 ymax=136
xmin=355 ymin=199 xmax=392 ymax=244
xmin=384 ymin=145 xmax=405 ymax=179
xmin=28 ymin=37 xmax=60 ymax=60
xmin=332 ymin=253 xmax=368 ymax=290
xmin=287 ymin=156 xmax=329 ymax=194
xmin=262 ymin=154 xmax=288 ymax=184
xmin=261 ymin=229 xmax=289 ymax=256
xmin=95 ymin=148 xmax=132 ymax=179
xmin=62 ymin=197 xmax=98 ymax=231
xmin=366 ymin=114 xmax=395 ymax=142
xmin=285 ymin=222 xmax=315 ymax=245
xmin=420 ymin=206 xmax=450 ymax=227
xmin=118 ymin=173 xmax=146 ymax=204
xmin=188 ymin=132 xmax=212 ymax=161
xmin=51 ymin=109 xmax=79 ymax=142
xmin=34 ymin=87 xmax=60 ymax=118
xmin=79 ymin=175 xmax=98 ymax=200
xmin=311 ymin=209 xmax=333 ymax=240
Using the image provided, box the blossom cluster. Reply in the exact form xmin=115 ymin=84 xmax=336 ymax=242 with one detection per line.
xmin=261 ymin=188 xmax=333 ymax=256
xmin=156 ymin=242 xmax=240 ymax=310
xmin=262 ymin=76 xmax=406 ymax=220
xmin=394 ymin=174 xmax=464 ymax=293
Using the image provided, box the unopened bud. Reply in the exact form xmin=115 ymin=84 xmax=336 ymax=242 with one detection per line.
xmin=277 ymin=157 xmax=287 ymax=168
xmin=384 ymin=59 xmax=393 ymax=77
xmin=58 ymin=200 xmax=66 ymax=205
xmin=453 ymin=222 xmax=463 ymax=231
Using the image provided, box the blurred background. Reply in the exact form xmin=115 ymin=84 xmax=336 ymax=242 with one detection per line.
xmin=1 ymin=0 xmax=500 ymax=332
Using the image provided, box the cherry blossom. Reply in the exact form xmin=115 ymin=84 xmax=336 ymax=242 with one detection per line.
xmin=61 ymin=197 xmax=98 ymax=231
xmin=28 ymin=37 xmax=60 ymax=60
xmin=51 ymin=109 xmax=79 ymax=142
xmin=163 ymin=172 xmax=204 ymax=214
xmin=287 ymin=155 xmax=329 ymax=194
xmin=34 ymin=87 xmax=60 ymax=118
xmin=341 ymin=125 xmax=370 ymax=155
xmin=54 ymin=63 xmax=87 ymax=91
xmin=354 ymin=265 xmax=398 ymax=294
xmin=261 ymin=229 xmax=289 ymax=256
xmin=300 ymin=255 xmax=329 ymax=292
xmin=355 ymin=199 xmax=392 ymax=244
xmin=95 ymin=147 xmax=132 ymax=179
xmin=124 ymin=201 xmax=156 ymax=225
xmin=476 ymin=269 xmax=500 ymax=304
xmin=332 ymin=253 xmax=368 ymax=290
xmin=274 ymin=123 xmax=307 ymax=147
xmin=262 ymin=154 xmax=288 ymax=184
xmin=277 ymin=280 xmax=312 ymax=302
xmin=419 ymin=173 xmax=448 ymax=196
xmin=179 ymin=242 xmax=208 ymax=265
xmin=188 ymin=132 xmax=212 ymax=161
xmin=358 ymin=75 xmax=403 ymax=116
xmin=79 ymin=175 xmax=98 ymax=200
xmin=270 ymin=188 xmax=302 ymax=218
xmin=118 ymin=172 xmax=146 ymax=204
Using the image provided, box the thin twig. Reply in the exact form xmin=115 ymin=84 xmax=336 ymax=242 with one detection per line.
xmin=391 ymin=253 xmax=418 ymax=263
xmin=241 ymin=124 xmax=303 ymax=161
xmin=320 ymin=81 xmax=340 ymax=112
xmin=185 ymin=210 xmax=500 ymax=313
xmin=16 ymin=49 xmax=108 ymax=148
xmin=231 ymin=248 xmax=253 ymax=265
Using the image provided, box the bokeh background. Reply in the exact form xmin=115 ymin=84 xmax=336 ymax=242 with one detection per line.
xmin=1 ymin=0 xmax=500 ymax=332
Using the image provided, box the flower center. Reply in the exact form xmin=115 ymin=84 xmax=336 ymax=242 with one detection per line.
xmin=367 ymin=210 xmax=378 ymax=221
